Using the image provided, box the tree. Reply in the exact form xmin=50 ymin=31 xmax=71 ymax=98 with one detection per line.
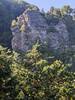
xmin=11 ymin=44 xmax=75 ymax=100
xmin=61 ymin=5 xmax=72 ymax=16
xmin=0 ymin=44 xmax=75 ymax=99
xmin=0 ymin=46 xmax=12 ymax=99
xmin=0 ymin=46 xmax=20 ymax=100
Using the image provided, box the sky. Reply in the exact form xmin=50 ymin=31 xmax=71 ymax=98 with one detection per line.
xmin=26 ymin=0 xmax=75 ymax=11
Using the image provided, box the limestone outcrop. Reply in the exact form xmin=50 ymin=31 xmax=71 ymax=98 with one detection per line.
xmin=11 ymin=3 xmax=69 ymax=52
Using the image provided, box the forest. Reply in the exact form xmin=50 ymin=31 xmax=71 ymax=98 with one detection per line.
xmin=0 ymin=43 xmax=75 ymax=100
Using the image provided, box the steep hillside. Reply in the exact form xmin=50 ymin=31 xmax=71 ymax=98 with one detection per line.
xmin=0 ymin=0 xmax=75 ymax=54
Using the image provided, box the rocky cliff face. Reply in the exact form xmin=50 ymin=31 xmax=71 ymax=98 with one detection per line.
xmin=0 ymin=0 xmax=31 ymax=47
xmin=11 ymin=3 xmax=70 ymax=53
xmin=48 ymin=20 xmax=69 ymax=51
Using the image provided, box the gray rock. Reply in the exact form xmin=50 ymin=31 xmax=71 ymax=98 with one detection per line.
xmin=11 ymin=4 xmax=70 ymax=53
xmin=47 ymin=20 xmax=69 ymax=52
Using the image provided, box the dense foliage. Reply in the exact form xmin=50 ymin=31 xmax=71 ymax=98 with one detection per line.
xmin=0 ymin=44 xmax=75 ymax=100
